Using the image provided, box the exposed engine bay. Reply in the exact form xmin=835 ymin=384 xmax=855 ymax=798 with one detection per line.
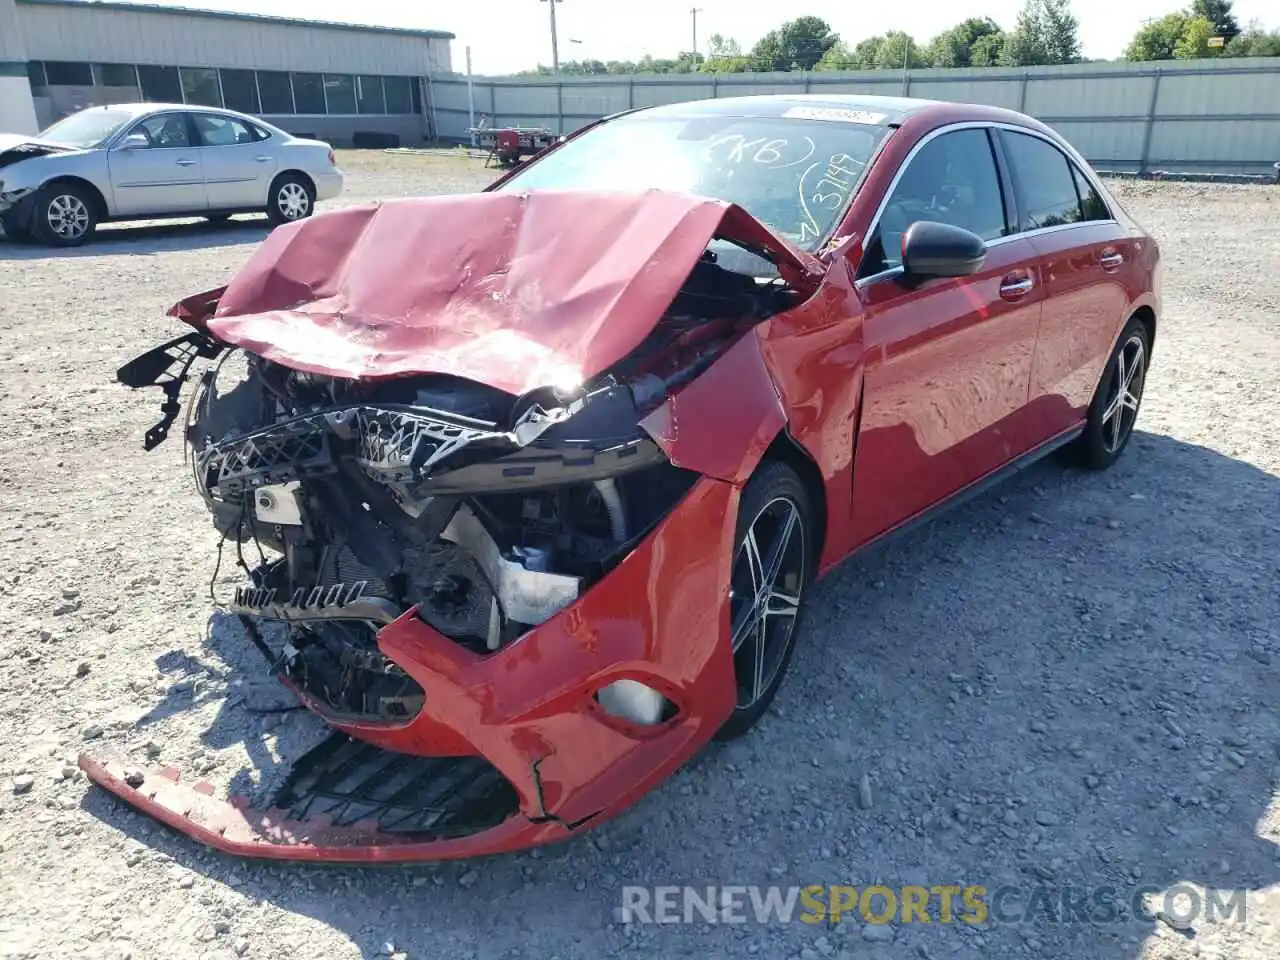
xmin=122 ymin=248 xmax=797 ymax=727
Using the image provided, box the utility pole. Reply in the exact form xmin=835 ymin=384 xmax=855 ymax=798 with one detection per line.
xmin=690 ymin=7 xmax=703 ymax=68
xmin=541 ymin=0 xmax=562 ymax=74
xmin=465 ymin=45 xmax=475 ymax=144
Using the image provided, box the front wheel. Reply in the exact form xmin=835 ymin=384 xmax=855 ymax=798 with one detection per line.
xmin=715 ymin=461 xmax=813 ymax=741
xmin=30 ymin=183 xmax=98 ymax=247
xmin=1067 ymin=317 xmax=1151 ymax=470
xmin=266 ymin=174 xmax=315 ymax=226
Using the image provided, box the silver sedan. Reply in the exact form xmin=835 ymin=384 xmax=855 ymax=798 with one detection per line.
xmin=0 ymin=102 xmax=343 ymax=247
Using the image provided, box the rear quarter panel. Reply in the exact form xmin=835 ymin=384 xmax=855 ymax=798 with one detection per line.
xmin=278 ymin=141 xmax=332 ymax=180
xmin=1024 ymin=222 xmax=1137 ymax=417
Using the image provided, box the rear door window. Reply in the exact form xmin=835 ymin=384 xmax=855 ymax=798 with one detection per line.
xmin=1001 ymin=131 xmax=1086 ymax=231
xmin=192 ymin=113 xmax=258 ymax=146
xmin=1071 ymin=164 xmax=1111 ymax=222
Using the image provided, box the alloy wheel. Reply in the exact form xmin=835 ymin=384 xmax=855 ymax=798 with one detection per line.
xmin=46 ymin=194 xmax=90 ymax=241
xmin=1101 ymin=334 xmax=1146 ymax=453
xmin=729 ymin=496 xmax=807 ymax=710
xmin=277 ymin=183 xmax=310 ymax=220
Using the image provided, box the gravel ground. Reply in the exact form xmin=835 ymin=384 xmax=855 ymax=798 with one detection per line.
xmin=0 ymin=151 xmax=1278 ymax=960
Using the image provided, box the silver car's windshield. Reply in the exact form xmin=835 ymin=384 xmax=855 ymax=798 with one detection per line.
xmin=497 ymin=113 xmax=890 ymax=250
xmin=39 ymin=109 xmax=135 ymax=149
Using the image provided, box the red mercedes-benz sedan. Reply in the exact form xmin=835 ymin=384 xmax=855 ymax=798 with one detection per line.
xmin=92 ymin=94 xmax=1159 ymax=862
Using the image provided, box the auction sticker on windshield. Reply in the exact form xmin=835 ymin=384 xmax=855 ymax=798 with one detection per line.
xmin=782 ymin=106 xmax=888 ymax=125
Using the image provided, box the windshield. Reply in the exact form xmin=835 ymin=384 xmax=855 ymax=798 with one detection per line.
xmin=38 ymin=109 xmax=134 ymax=149
xmin=497 ymin=113 xmax=889 ymax=249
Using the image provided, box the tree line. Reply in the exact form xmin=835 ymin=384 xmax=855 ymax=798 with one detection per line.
xmin=517 ymin=0 xmax=1278 ymax=76
xmin=1125 ymin=0 xmax=1279 ymax=59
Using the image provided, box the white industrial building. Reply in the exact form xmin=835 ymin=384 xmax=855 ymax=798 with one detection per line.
xmin=0 ymin=0 xmax=454 ymax=144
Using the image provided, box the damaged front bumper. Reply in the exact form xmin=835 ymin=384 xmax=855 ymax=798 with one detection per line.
xmin=0 ymin=186 xmax=35 ymax=221
xmin=80 ymin=738 xmax=540 ymax=863
xmin=91 ymin=188 xmax=819 ymax=861
xmin=80 ymin=476 xmax=740 ymax=861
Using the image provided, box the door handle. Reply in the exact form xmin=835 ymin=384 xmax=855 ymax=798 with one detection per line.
xmin=254 ymin=156 xmax=272 ymax=162
xmin=1099 ymin=250 xmax=1124 ymax=269
xmin=999 ymin=275 xmax=1035 ymax=300
xmin=175 ymin=158 xmax=197 ymax=166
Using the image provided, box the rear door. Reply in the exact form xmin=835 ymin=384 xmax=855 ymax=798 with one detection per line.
xmin=107 ymin=112 xmax=207 ymax=215
xmin=997 ymin=129 xmax=1133 ymax=438
xmin=192 ymin=113 xmax=277 ymax=210
xmin=848 ymin=126 xmax=1046 ymax=545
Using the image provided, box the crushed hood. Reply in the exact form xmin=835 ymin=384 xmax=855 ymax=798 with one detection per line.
xmin=198 ymin=190 xmax=824 ymax=396
xmin=0 ymin=134 xmax=74 ymax=168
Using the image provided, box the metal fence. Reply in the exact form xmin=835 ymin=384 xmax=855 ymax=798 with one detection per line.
xmin=429 ymin=56 xmax=1280 ymax=175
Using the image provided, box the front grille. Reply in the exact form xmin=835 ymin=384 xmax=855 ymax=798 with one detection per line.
xmin=354 ymin=406 xmax=490 ymax=483
xmin=198 ymin=404 xmax=508 ymax=498
xmin=200 ymin=413 xmax=334 ymax=496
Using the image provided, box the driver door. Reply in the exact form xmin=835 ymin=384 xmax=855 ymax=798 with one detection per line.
xmin=848 ymin=126 xmax=1044 ymax=544
xmin=107 ymin=112 xmax=208 ymax=216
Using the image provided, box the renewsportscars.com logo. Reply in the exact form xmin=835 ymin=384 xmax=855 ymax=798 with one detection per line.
xmin=619 ymin=884 xmax=1248 ymax=927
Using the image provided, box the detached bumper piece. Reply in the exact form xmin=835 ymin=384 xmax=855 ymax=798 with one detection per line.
xmin=78 ymin=734 xmax=540 ymax=863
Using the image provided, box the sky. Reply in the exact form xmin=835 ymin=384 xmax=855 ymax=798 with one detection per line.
xmin=83 ymin=0 xmax=1278 ymax=74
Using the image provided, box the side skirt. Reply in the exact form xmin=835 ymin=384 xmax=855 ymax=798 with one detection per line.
xmin=831 ymin=423 xmax=1085 ymax=570
xmin=101 ymin=206 xmax=268 ymax=224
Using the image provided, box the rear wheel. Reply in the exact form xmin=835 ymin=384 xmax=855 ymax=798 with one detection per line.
xmin=1067 ymin=317 xmax=1150 ymax=470
xmin=715 ymin=461 xmax=813 ymax=741
xmin=30 ymin=182 xmax=98 ymax=247
xmin=266 ymin=173 xmax=314 ymax=226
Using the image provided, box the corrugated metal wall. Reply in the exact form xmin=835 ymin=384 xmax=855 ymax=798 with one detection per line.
xmin=435 ymin=58 xmax=1280 ymax=174
xmin=1 ymin=0 xmax=27 ymax=61
xmin=15 ymin=2 xmax=452 ymax=76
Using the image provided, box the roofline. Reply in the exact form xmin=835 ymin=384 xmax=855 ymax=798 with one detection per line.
xmin=630 ymin=93 xmax=938 ymax=124
xmin=14 ymin=0 xmax=457 ymax=41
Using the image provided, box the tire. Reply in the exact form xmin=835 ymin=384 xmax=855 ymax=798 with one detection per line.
xmin=266 ymin=173 xmax=315 ymax=226
xmin=715 ymin=460 xmax=814 ymax=741
xmin=1 ymin=212 xmax=32 ymax=242
xmin=1067 ymin=316 xmax=1151 ymax=470
xmin=30 ymin=182 xmax=98 ymax=247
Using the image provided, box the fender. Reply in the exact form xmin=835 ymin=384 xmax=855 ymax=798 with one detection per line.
xmin=639 ymin=331 xmax=787 ymax=485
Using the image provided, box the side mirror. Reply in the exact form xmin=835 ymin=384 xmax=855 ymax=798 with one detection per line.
xmin=118 ymin=132 xmax=150 ymax=151
xmin=901 ymin=220 xmax=986 ymax=279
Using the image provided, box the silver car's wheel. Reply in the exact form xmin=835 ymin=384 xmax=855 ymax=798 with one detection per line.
xmin=277 ymin=182 xmax=309 ymax=219
xmin=267 ymin=175 xmax=315 ymax=225
xmin=31 ymin=182 xmax=98 ymax=247
xmin=46 ymin=194 xmax=90 ymax=241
